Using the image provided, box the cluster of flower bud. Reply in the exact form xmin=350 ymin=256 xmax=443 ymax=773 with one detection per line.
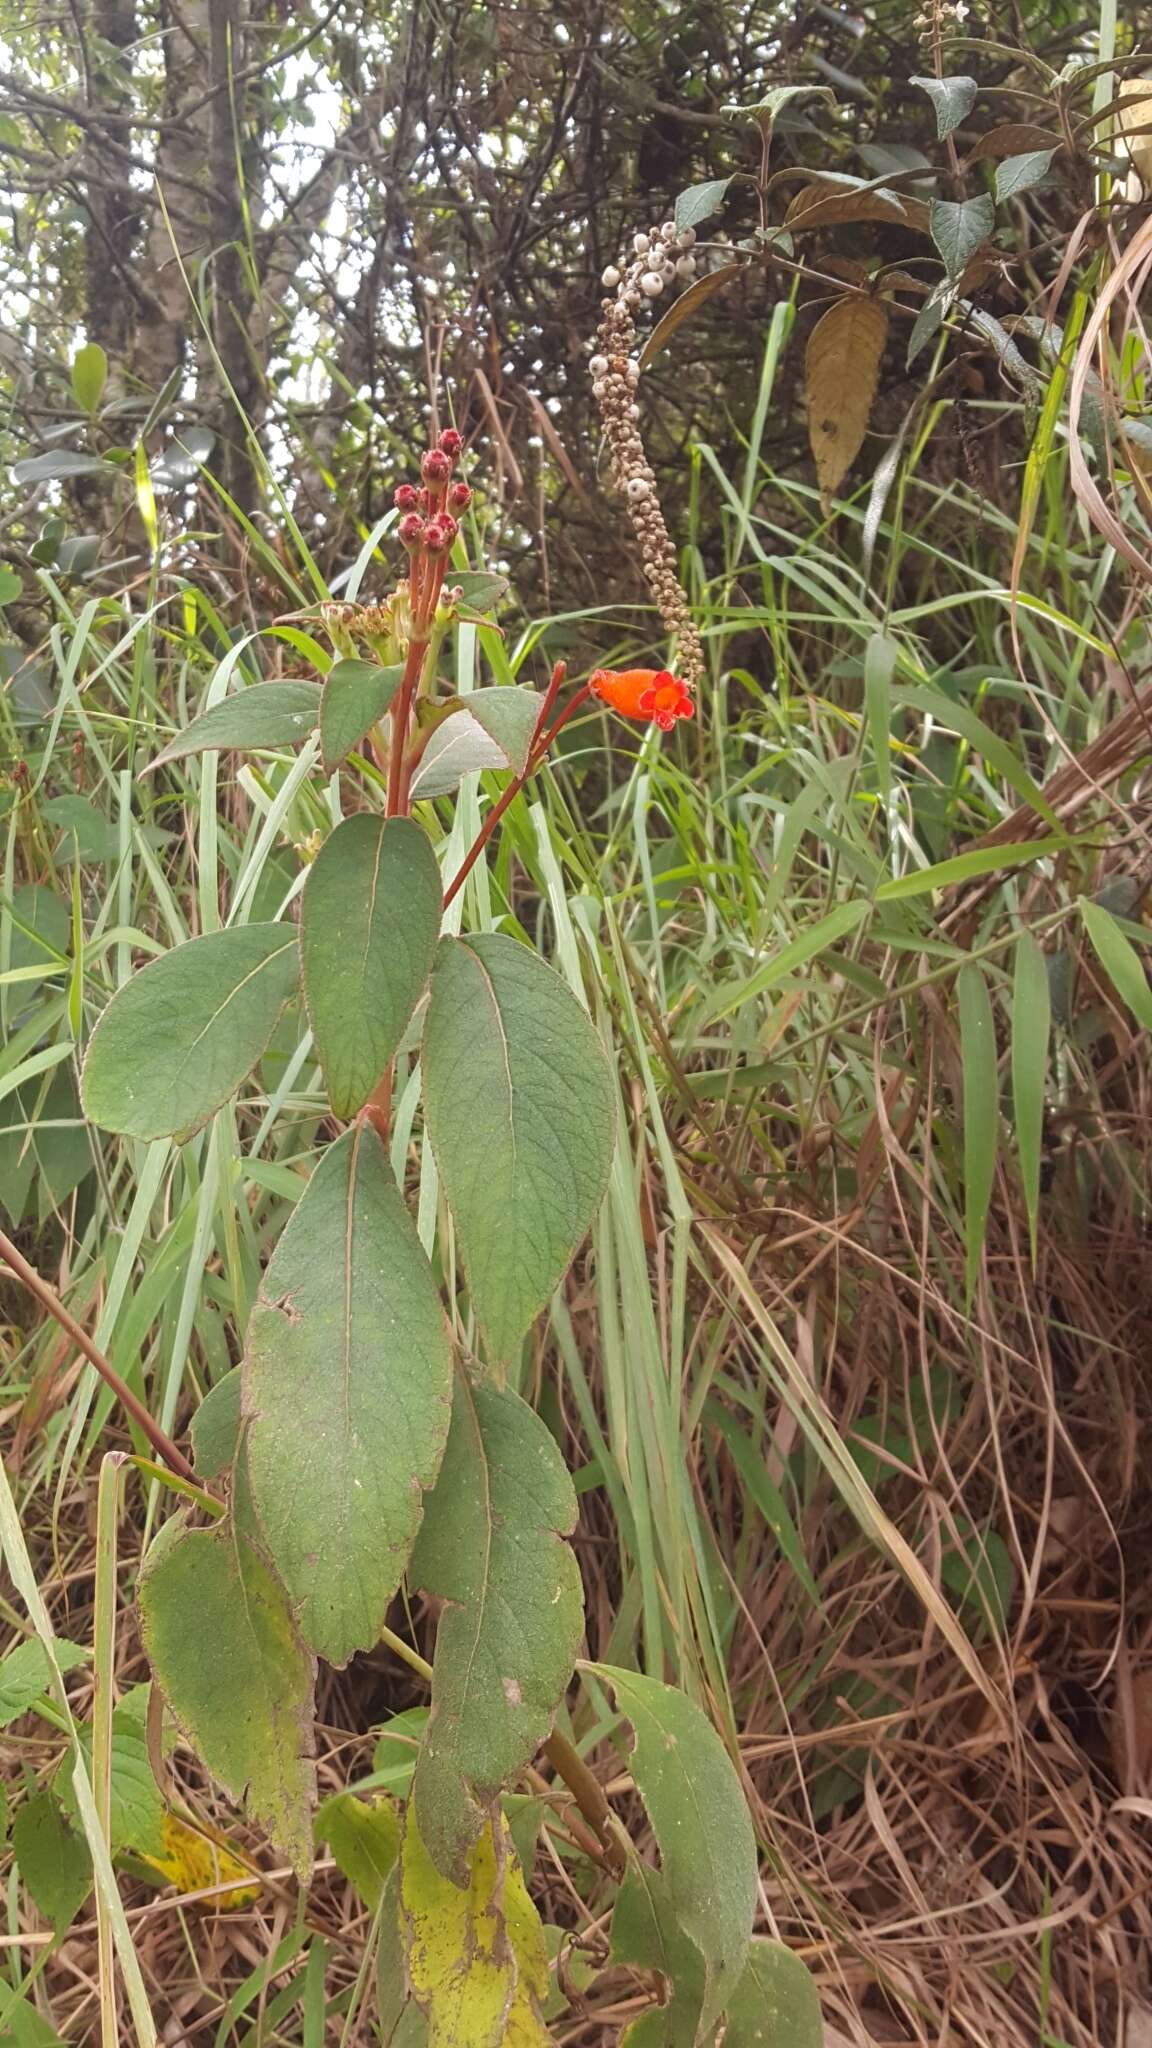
xmin=390 ymin=427 xmax=469 ymax=562
xmin=589 ymin=222 xmax=705 ymax=690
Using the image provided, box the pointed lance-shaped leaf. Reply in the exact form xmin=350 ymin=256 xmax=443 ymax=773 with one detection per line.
xmin=147 ymin=681 xmax=322 ymax=770
xmin=588 ymin=1665 xmax=758 ymax=2036
xmin=409 ymin=1378 xmax=584 ymax=1882
xmin=299 ymin=815 xmax=441 ymax=1118
xmin=138 ymin=1499 xmax=317 ymax=1880
xmin=80 ymin=923 xmax=300 ymax=1140
xmin=243 ymin=1125 xmax=453 ymax=1664
xmin=422 ymin=933 xmax=616 ymax=1364
xmin=319 ymin=660 xmax=404 ymax=774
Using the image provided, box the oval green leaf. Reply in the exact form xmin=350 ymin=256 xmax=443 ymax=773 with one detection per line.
xmin=410 ymin=1378 xmax=584 ymax=1882
xmin=724 ymin=1939 xmax=823 ymax=2048
xmin=81 ymin=922 xmax=300 ymax=1140
xmin=422 ymin=934 xmax=616 ymax=1362
xmin=138 ymin=1502 xmax=317 ymax=1880
xmin=320 ymin=660 xmax=405 ymax=774
xmin=12 ymin=1792 xmax=92 ymax=1931
xmin=408 ymin=690 xmax=538 ymax=800
xmin=300 ymin=815 xmax=441 ymax=1118
xmin=243 ymin=1125 xmax=453 ymax=1665
xmin=588 ymin=1664 xmax=757 ymax=2035
xmin=148 ymin=681 xmax=322 ymax=770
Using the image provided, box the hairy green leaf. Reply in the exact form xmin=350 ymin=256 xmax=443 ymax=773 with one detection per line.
xmin=422 ymin=934 xmax=615 ymax=1362
xmin=244 ymin=1125 xmax=453 ymax=1664
xmin=930 ymin=194 xmax=995 ymax=280
xmin=611 ymin=1864 xmax=705 ymax=2047
xmin=674 ymin=177 xmax=734 ymax=233
xmin=138 ymin=1501 xmax=316 ymax=1879
xmin=995 ymin=147 xmax=1057 ymax=202
xmin=910 ymin=73 xmax=977 ymax=139
xmin=0 ymin=1637 xmax=86 ymax=1728
xmin=589 ymin=1665 xmax=757 ymax=2034
xmin=300 ymin=815 xmax=441 ymax=1117
xmin=191 ymin=1368 xmax=242 ymax=1480
xmin=81 ymin=923 xmax=299 ymax=1140
xmin=315 ymin=1789 xmax=400 ymax=1908
xmin=410 ymin=1378 xmax=583 ymax=1881
xmin=723 ymin=1938 xmax=824 ymax=2047
xmin=319 ymin=660 xmax=404 ymax=773
xmin=149 ymin=682 xmax=322 ymax=768
xmin=409 ymin=689 xmax=539 ymax=799
xmin=12 ymin=1792 xmax=92 ymax=1930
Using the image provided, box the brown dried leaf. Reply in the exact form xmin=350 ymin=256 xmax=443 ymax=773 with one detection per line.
xmin=965 ymin=122 xmax=1060 ymax=165
xmin=805 ymin=295 xmax=889 ymax=505
xmin=638 ymin=263 xmax=744 ymax=371
xmin=786 ymin=182 xmax=931 ymax=235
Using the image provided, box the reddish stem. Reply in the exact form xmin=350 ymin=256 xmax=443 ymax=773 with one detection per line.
xmin=441 ymin=680 xmax=592 ymax=909
xmin=386 ymin=634 xmax=428 ymax=817
xmin=0 ymin=1228 xmax=200 ymax=1485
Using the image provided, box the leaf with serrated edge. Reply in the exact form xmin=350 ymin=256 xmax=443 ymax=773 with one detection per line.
xmin=244 ymin=1125 xmax=453 ymax=1663
xmin=805 ymin=296 xmax=888 ymax=503
xmin=723 ymin=1938 xmax=824 ymax=2048
xmin=81 ymin=923 xmax=299 ymax=1140
xmin=138 ymin=1500 xmax=316 ymax=1879
xmin=401 ymin=1808 xmax=549 ymax=2048
xmin=319 ymin=660 xmax=404 ymax=774
xmin=422 ymin=933 xmax=615 ymax=1363
xmin=299 ymin=815 xmax=441 ymax=1118
xmin=0 ymin=1638 xmax=86 ymax=1728
xmin=148 ymin=682 xmax=322 ymax=769
xmin=410 ymin=1377 xmax=583 ymax=1881
xmin=589 ymin=1665 xmax=757 ymax=2036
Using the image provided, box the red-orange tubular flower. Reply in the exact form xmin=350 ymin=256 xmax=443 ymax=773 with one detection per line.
xmin=589 ymin=667 xmax=695 ymax=732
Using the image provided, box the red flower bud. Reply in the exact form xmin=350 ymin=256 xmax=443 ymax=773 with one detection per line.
xmin=398 ymin=512 xmax=426 ymax=548
xmin=438 ymin=427 xmax=463 ymax=457
xmin=417 ymin=487 xmax=431 ymax=509
xmin=421 ymin=448 xmax=451 ymax=483
xmin=589 ymin=668 xmax=695 ymax=732
xmin=448 ymin=481 xmax=472 ymax=510
xmin=423 ymin=518 xmax=452 ymax=554
xmin=394 ymin=482 xmax=419 ymax=510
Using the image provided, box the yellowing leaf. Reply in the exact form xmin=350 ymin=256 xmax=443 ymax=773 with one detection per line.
xmin=401 ymin=1808 xmax=550 ymax=2047
xmin=138 ymin=1811 xmax=258 ymax=1909
xmin=1117 ymin=79 xmax=1152 ymax=192
xmin=804 ymin=296 xmax=888 ymax=505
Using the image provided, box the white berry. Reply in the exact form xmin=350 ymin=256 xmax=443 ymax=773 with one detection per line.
xmin=640 ymin=271 xmax=664 ymax=296
xmin=633 ymin=232 xmax=650 ymax=254
xmin=601 ymin=265 xmax=620 ymax=287
xmin=626 ymin=476 xmax=651 ymax=499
